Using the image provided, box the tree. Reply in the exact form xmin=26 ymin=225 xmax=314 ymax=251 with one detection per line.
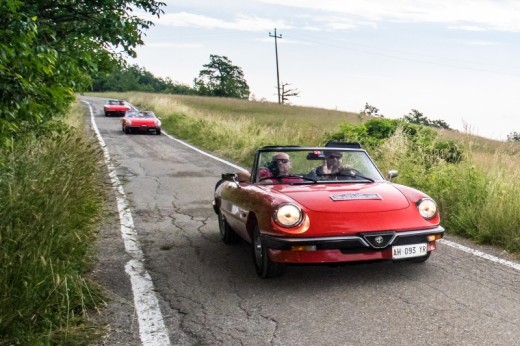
xmin=194 ymin=55 xmax=250 ymax=99
xmin=0 ymin=0 xmax=165 ymax=146
xmin=403 ymin=109 xmax=430 ymax=126
xmin=507 ymin=131 xmax=520 ymax=142
xmin=281 ymin=82 xmax=299 ymax=104
xmin=402 ymin=109 xmax=451 ymax=130
xmin=361 ymin=103 xmax=383 ymax=117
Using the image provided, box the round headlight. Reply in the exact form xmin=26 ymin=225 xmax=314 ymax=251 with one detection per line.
xmin=417 ymin=198 xmax=437 ymax=219
xmin=273 ymin=204 xmax=303 ymax=228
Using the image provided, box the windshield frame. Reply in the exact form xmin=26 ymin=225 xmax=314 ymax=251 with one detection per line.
xmin=251 ymin=146 xmax=385 ymax=184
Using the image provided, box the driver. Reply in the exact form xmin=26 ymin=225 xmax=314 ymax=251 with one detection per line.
xmin=268 ymin=152 xmax=292 ymax=176
xmin=258 ymin=152 xmax=302 ymax=183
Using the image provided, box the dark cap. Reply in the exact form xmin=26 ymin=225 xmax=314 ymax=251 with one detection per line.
xmin=325 ymin=150 xmax=343 ymax=158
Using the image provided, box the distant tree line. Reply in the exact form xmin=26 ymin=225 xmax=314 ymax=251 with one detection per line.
xmin=362 ymin=104 xmax=452 ymax=130
xmin=92 ymin=64 xmax=196 ymax=95
xmin=92 ymin=54 xmax=251 ymax=99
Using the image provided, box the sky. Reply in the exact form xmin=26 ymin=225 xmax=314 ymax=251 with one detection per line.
xmin=131 ymin=0 xmax=520 ymax=140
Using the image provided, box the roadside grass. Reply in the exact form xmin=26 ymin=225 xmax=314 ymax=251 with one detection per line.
xmin=89 ymin=91 xmax=520 ymax=257
xmin=0 ymin=101 xmax=107 ymax=344
xmin=375 ymin=130 xmax=520 ymax=254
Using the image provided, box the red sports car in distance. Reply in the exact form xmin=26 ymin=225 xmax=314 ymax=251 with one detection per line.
xmin=213 ymin=143 xmax=444 ymax=278
xmin=104 ymin=99 xmax=131 ymax=117
xmin=121 ymin=111 xmax=161 ymax=135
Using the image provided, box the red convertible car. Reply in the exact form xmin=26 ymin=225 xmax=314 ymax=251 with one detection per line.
xmin=213 ymin=143 xmax=444 ymax=278
xmin=104 ymin=99 xmax=131 ymax=117
xmin=121 ymin=111 xmax=161 ymax=135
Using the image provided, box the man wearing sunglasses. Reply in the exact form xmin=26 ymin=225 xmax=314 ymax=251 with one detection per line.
xmin=308 ymin=151 xmax=352 ymax=179
xmin=268 ymin=153 xmax=292 ymax=177
xmin=258 ymin=152 xmax=302 ymax=183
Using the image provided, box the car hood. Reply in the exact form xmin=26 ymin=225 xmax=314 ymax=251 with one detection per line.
xmin=274 ymin=182 xmax=410 ymax=212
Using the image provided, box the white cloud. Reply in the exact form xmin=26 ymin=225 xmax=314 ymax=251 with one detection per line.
xmin=151 ymin=11 xmax=291 ymax=32
xmin=258 ymin=0 xmax=520 ymax=32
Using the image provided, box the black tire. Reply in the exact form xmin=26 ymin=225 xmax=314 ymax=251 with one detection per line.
xmin=252 ymin=224 xmax=286 ymax=278
xmin=105 ymin=112 xmax=110 ymax=117
xmin=124 ymin=126 xmax=130 ymax=134
xmin=408 ymin=252 xmax=431 ymax=263
xmin=156 ymin=128 xmax=161 ymax=135
xmin=218 ymin=211 xmax=240 ymax=244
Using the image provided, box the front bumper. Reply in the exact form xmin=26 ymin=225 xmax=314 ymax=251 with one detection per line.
xmin=263 ymin=226 xmax=444 ymax=264
xmin=127 ymin=126 xmax=159 ymax=133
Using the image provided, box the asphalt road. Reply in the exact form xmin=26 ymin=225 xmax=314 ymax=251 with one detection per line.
xmin=82 ymin=96 xmax=520 ymax=346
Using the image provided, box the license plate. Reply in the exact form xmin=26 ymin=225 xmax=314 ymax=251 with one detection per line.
xmin=392 ymin=243 xmax=427 ymax=259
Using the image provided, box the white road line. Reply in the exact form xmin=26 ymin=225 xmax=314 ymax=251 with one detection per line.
xmin=83 ymin=101 xmax=171 ymax=346
xmin=164 ymin=133 xmax=247 ymax=172
xmin=441 ymin=239 xmax=520 ymax=272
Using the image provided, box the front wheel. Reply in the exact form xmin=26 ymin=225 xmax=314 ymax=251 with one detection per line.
xmin=218 ymin=211 xmax=240 ymax=244
xmin=252 ymin=224 xmax=286 ymax=278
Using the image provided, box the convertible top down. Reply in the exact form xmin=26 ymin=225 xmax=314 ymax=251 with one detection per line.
xmin=213 ymin=143 xmax=444 ymax=278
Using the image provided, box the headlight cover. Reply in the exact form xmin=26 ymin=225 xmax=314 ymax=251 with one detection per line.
xmin=416 ymin=198 xmax=437 ymax=219
xmin=273 ymin=204 xmax=303 ymax=228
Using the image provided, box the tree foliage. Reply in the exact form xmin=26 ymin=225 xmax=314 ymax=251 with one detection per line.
xmin=194 ymin=55 xmax=250 ymax=99
xmin=402 ymin=109 xmax=451 ymax=129
xmin=0 ymin=0 xmax=165 ymax=145
xmin=326 ymin=118 xmax=463 ymax=163
xmin=92 ymin=64 xmax=196 ymax=95
xmin=507 ymin=131 xmax=520 ymax=142
xmin=361 ymin=103 xmax=384 ymax=117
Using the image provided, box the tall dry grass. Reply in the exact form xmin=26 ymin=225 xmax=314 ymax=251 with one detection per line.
xmin=0 ymin=102 xmax=106 ymax=344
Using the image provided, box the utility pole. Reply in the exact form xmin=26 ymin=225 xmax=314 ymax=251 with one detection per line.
xmin=269 ymin=28 xmax=282 ymax=104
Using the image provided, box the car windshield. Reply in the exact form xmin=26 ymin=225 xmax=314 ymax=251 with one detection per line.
xmin=253 ymin=148 xmax=384 ymax=184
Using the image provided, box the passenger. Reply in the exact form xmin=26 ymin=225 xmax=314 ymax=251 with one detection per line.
xmin=308 ymin=151 xmax=353 ymax=179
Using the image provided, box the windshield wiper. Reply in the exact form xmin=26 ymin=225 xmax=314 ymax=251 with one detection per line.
xmin=337 ymin=169 xmax=374 ymax=182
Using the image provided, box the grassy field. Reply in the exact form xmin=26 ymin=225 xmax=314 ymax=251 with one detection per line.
xmin=90 ymin=91 xmax=520 ymax=257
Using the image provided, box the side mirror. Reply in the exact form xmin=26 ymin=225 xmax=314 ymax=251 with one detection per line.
xmin=387 ymin=170 xmax=398 ymax=180
xmin=222 ymin=173 xmax=242 ymax=188
xmin=221 ymin=173 xmax=238 ymax=182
